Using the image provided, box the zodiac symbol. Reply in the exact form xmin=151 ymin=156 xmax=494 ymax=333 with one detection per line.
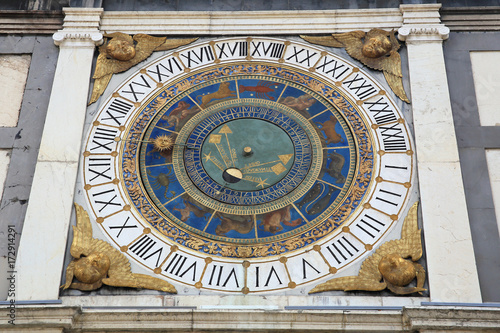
xmin=324 ymin=152 xmax=346 ymax=184
xmin=147 ymin=168 xmax=177 ymax=200
xmin=306 ymin=185 xmax=336 ymax=215
xmin=161 ymin=101 xmax=190 ymax=127
xmin=296 ymin=183 xmax=322 ymax=209
xmin=215 ymin=214 xmax=254 ymax=236
xmin=173 ymin=198 xmax=208 ymax=222
xmin=279 ymin=94 xmax=316 ymax=118
xmin=196 ymin=82 xmax=236 ymax=109
xmin=259 ymin=206 xmax=302 ymax=234
xmin=316 ymin=116 xmax=344 ymax=145
xmin=303 ymin=183 xmax=338 ymax=216
xmin=239 ymin=80 xmax=276 ymax=100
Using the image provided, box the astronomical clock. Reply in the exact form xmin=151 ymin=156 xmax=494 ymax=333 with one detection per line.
xmin=79 ymin=37 xmax=415 ymax=294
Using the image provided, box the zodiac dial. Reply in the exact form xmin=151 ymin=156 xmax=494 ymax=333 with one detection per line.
xmin=81 ymin=37 xmax=415 ymax=294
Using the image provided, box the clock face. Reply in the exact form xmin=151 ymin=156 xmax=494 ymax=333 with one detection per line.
xmin=82 ymin=37 xmax=415 ymax=294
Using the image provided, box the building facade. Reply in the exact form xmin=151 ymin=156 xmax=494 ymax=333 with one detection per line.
xmin=1 ymin=0 xmax=500 ymax=331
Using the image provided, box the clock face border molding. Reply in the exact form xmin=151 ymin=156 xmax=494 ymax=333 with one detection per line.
xmin=81 ymin=37 xmax=415 ymax=294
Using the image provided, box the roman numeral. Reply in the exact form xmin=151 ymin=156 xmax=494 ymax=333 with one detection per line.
xmin=101 ymin=99 xmax=134 ymax=126
xmin=325 ymin=236 xmax=360 ymax=265
xmin=88 ymin=157 xmax=112 ymax=182
xmin=129 ymin=235 xmax=164 ymax=267
xmin=92 ymin=188 xmax=121 ymax=212
xmin=302 ymin=258 xmax=320 ymax=279
xmin=364 ymin=97 xmax=397 ymax=125
xmin=180 ymin=46 xmax=215 ymax=68
xmin=164 ymin=253 xmax=197 ymax=281
xmin=315 ymin=56 xmax=349 ymax=79
xmin=147 ymin=58 xmax=183 ymax=82
xmin=216 ymin=41 xmax=248 ymax=58
xmin=384 ymin=164 xmax=408 ymax=170
xmin=90 ymin=127 xmax=117 ymax=152
xmin=121 ymin=75 xmax=152 ymax=102
xmin=355 ymin=214 xmax=385 ymax=238
xmin=343 ymin=74 xmax=377 ymax=100
xmin=264 ymin=266 xmax=282 ymax=287
xmin=251 ymin=41 xmax=285 ymax=58
xmin=109 ymin=217 xmax=138 ymax=238
xmin=254 ymin=265 xmax=283 ymax=287
xmin=286 ymin=46 xmax=317 ymax=66
xmin=207 ymin=265 xmax=239 ymax=288
xmin=380 ymin=123 xmax=407 ymax=151
xmin=375 ymin=189 xmax=402 ymax=206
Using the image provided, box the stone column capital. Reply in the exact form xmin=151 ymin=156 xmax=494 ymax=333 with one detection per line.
xmin=53 ymin=7 xmax=103 ymax=48
xmin=398 ymin=4 xmax=450 ymax=43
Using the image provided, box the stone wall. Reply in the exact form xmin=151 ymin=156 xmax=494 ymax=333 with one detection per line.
xmin=0 ymin=36 xmax=59 ymax=300
xmin=443 ymin=32 xmax=500 ymax=302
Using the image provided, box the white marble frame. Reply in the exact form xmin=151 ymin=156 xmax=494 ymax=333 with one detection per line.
xmin=398 ymin=4 xmax=482 ymax=303
xmin=14 ymin=5 xmax=482 ymax=303
xmin=15 ymin=8 xmax=103 ymax=301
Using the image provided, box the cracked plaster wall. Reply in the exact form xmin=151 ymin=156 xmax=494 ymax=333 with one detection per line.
xmin=0 ymin=36 xmax=59 ymax=300
xmin=444 ymin=31 xmax=500 ymax=302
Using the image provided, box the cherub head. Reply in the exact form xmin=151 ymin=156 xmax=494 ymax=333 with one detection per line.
xmin=362 ymin=34 xmax=392 ymax=58
xmin=73 ymin=252 xmax=110 ymax=284
xmin=106 ymin=38 xmax=136 ymax=61
xmin=378 ymin=253 xmax=416 ymax=286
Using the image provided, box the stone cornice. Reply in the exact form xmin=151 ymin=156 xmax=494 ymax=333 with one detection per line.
xmin=441 ymin=6 xmax=500 ymax=31
xmin=1 ymin=305 xmax=499 ymax=331
xmin=2 ymin=7 xmax=500 ymax=36
xmin=398 ymin=4 xmax=449 ymax=42
xmin=52 ymin=7 xmax=103 ymax=48
xmin=99 ymin=8 xmax=403 ymax=35
xmin=0 ymin=10 xmax=63 ymax=34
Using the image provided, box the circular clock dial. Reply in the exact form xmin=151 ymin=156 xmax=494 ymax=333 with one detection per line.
xmin=82 ymin=37 xmax=415 ymax=294
xmin=176 ymin=100 xmax=317 ymax=209
xmin=199 ymin=117 xmax=296 ymax=192
xmin=134 ymin=77 xmax=355 ymax=246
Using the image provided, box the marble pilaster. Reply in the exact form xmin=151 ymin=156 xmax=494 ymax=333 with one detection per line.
xmin=14 ymin=8 xmax=103 ymax=301
xmin=398 ymin=4 xmax=482 ymax=303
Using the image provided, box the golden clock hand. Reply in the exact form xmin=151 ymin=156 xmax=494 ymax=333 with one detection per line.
xmin=242 ymin=163 xmax=287 ymax=176
xmin=203 ymin=151 xmax=225 ymax=171
xmin=242 ymin=166 xmax=274 ymax=174
xmin=218 ymin=124 xmax=237 ymax=167
xmin=241 ymin=153 xmax=293 ymax=171
xmin=209 ymin=134 xmax=232 ymax=168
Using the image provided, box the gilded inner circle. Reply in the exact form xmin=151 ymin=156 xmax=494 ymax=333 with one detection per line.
xmin=201 ymin=118 xmax=295 ymax=192
xmin=173 ymin=99 xmax=323 ymax=216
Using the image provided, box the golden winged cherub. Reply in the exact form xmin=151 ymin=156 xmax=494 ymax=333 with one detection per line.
xmin=309 ymin=202 xmax=425 ymax=295
xmin=89 ymin=33 xmax=198 ymax=105
xmin=61 ymin=203 xmax=177 ymax=293
xmin=301 ymin=29 xmax=410 ymax=103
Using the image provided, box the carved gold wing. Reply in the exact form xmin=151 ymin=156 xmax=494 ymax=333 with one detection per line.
xmin=155 ymin=37 xmax=199 ymax=51
xmin=309 ymin=249 xmax=386 ymax=294
xmin=397 ymin=201 xmax=422 ymax=260
xmin=301 ymin=29 xmax=410 ymax=103
xmin=89 ymin=34 xmax=198 ymax=105
xmin=309 ymin=202 xmax=422 ymax=294
xmin=70 ymin=203 xmax=99 ymax=258
xmin=299 ymin=34 xmax=346 ymax=48
xmin=63 ymin=204 xmax=177 ymax=293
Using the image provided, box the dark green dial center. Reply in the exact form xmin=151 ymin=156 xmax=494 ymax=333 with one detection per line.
xmin=200 ymin=118 xmax=294 ymax=191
